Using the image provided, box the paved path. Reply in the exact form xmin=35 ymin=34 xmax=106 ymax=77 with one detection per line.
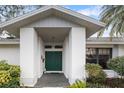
xmin=34 ymin=73 xmax=70 ymax=88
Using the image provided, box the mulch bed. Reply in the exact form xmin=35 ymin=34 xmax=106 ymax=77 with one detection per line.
xmin=104 ymin=78 xmax=124 ymax=88
xmin=87 ymin=78 xmax=124 ymax=88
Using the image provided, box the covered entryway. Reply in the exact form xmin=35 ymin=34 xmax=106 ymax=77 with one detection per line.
xmin=20 ymin=27 xmax=86 ymax=86
xmin=45 ymin=51 xmax=62 ymax=71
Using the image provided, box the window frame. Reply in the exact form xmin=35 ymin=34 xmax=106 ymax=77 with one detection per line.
xmin=86 ymin=48 xmax=112 ymax=69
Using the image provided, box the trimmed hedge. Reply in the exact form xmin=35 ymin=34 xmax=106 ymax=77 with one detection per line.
xmin=0 ymin=60 xmax=20 ymax=88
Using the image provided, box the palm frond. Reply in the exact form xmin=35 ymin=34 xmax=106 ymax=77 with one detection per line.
xmin=99 ymin=5 xmax=124 ymax=37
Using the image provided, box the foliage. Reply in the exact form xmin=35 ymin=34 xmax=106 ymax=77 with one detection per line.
xmin=107 ymin=56 xmax=124 ymax=77
xmin=98 ymin=5 xmax=124 ymax=37
xmin=0 ymin=5 xmax=42 ymax=39
xmin=0 ymin=5 xmax=24 ymax=21
xmin=0 ymin=60 xmax=20 ymax=88
xmin=0 ymin=77 xmax=20 ymax=88
xmin=8 ymin=65 xmax=20 ymax=77
xmin=86 ymin=63 xmax=107 ymax=83
xmin=86 ymin=83 xmax=109 ymax=88
xmin=0 ymin=71 xmax=12 ymax=85
xmin=68 ymin=80 xmax=86 ymax=88
xmin=0 ymin=5 xmax=42 ymax=22
xmin=0 ymin=60 xmax=10 ymax=70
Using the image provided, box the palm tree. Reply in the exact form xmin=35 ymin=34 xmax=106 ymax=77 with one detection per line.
xmin=98 ymin=5 xmax=124 ymax=37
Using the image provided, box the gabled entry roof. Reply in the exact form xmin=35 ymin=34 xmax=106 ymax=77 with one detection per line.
xmin=0 ymin=6 xmax=105 ymax=37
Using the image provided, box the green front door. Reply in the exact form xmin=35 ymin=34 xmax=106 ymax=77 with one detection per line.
xmin=45 ymin=51 xmax=62 ymax=71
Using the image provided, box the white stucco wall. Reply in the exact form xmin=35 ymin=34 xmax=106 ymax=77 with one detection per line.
xmin=33 ymin=31 xmax=45 ymax=79
xmin=24 ymin=16 xmax=80 ymax=28
xmin=63 ymin=35 xmax=69 ymax=78
xmin=118 ymin=45 xmax=124 ymax=56
xmin=20 ymin=28 xmax=44 ymax=86
xmin=68 ymin=27 xmax=86 ymax=84
xmin=37 ymin=37 xmax=45 ymax=78
xmin=0 ymin=44 xmax=19 ymax=65
xmin=112 ymin=45 xmax=118 ymax=58
xmin=112 ymin=44 xmax=124 ymax=57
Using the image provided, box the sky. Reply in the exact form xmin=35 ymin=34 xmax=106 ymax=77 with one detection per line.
xmin=64 ymin=5 xmax=110 ymax=37
xmin=64 ymin=5 xmax=101 ymax=19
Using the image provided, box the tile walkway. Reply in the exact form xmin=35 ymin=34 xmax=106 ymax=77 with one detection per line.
xmin=34 ymin=73 xmax=70 ymax=88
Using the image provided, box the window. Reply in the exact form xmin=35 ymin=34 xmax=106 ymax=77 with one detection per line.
xmin=86 ymin=48 xmax=112 ymax=69
xmin=86 ymin=48 xmax=97 ymax=64
xmin=55 ymin=45 xmax=63 ymax=49
xmin=45 ymin=45 xmax=52 ymax=49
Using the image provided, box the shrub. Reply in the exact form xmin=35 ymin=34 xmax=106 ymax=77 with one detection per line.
xmin=0 ymin=60 xmax=20 ymax=88
xmin=0 ymin=78 xmax=20 ymax=88
xmin=8 ymin=65 xmax=20 ymax=77
xmin=4 ymin=77 xmax=20 ymax=88
xmin=7 ymin=65 xmax=20 ymax=88
xmin=0 ymin=60 xmax=10 ymax=70
xmin=86 ymin=63 xmax=107 ymax=83
xmin=107 ymin=56 xmax=124 ymax=77
xmin=68 ymin=80 xmax=86 ymax=88
xmin=0 ymin=71 xmax=12 ymax=85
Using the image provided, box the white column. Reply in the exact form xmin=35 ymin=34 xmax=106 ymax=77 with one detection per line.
xmin=69 ymin=27 xmax=86 ymax=84
xmin=20 ymin=28 xmax=38 ymax=86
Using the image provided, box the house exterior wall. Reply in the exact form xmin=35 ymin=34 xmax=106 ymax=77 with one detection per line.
xmin=118 ymin=45 xmax=124 ymax=56
xmin=20 ymin=28 xmax=45 ymax=86
xmin=0 ymin=38 xmax=124 ymax=85
xmin=63 ymin=35 xmax=69 ymax=78
xmin=24 ymin=16 xmax=81 ymax=28
xmin=0 ymin=44 xmax=19 ymax=65
xmin=112 ymin=45 xmax=119 ymax=58
xmin=68 ymin=27 xmax=86 ymax=84
xmin=20 ymin=28 xmax=36 ymax=86
xmin=37 ymin=36 xmax=45 ymax=78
